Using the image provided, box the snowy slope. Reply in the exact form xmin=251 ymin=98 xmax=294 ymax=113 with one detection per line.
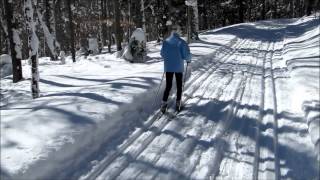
xmin=1 ymin=15 xmax=319 ymax=180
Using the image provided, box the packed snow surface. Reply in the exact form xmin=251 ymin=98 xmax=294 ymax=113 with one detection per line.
xmin=1 ymin=15 xmax=319 ymax=180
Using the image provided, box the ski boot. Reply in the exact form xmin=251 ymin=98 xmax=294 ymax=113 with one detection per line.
xmin=161 ymin=101 xmax=168 ymax=114
xmin=175 ymin=100 xmax=181 ymax=112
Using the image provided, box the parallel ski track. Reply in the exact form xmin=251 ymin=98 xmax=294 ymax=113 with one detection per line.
xmin=207 ymin=40 xmax=262 ymax=180
xmin=82 ymin=37 xmax=248 ymax=180
xmin=252 ymin=42 xmax=274 ymax=180
xmin=213 ymin=40 xmax=263 ymax=179
xmin=269 ymin=42 xmax=281 ymax=180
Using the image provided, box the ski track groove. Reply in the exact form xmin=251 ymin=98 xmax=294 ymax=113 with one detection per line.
xmin=212 ymin=40 xmax=263 ymax=180
xmin=215 ymin=40 xmax=263 ymax=180
xmin=252 ymin=41 xmax=279 ymax=180
xmin=269 ymin=42 xmax=281 ymax=180
xmin=84 ymin=37 xmax=249 ymax=180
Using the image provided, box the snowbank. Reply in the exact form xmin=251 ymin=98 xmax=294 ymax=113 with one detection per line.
xmin=281 ymin=14 xmax=320 ymax=160
xmin=303 ymin=101 xmax=320 ymax=161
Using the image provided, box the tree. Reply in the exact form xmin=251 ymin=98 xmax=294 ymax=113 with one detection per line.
xmin=140 ymin=0 xmax=146 ymax=34
xmin=4 ymin=0 xmax=23 ymax=83
xmin=237 ymin=0 xmax=244 ymax=23
xmin=113 ymin=0 xmax=123 ymax=51
xmin=0 ymin=6 xmax=7 ymax=54
xmin=306 ymin=0 xmax=315 ymax=15
xmin=100 ymin=0 xmax=107 ymax=47
xmin=67 ymin=0 xmax=76 ymax=62
xmin=42 ymin=0 xmax=60 ymax=60
xmin=24 ymin=0 xmax=40 ymax=98
xmin=106 ymin=0 xmax=112 ymax=53
xmin=190 ymin=0 xmax=199 ymax=40
xmin=35 ymin=2 xmax=60 ymax=60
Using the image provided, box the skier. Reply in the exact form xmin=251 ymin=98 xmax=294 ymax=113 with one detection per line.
xmin=160 ymin=25 xmax=191 ymax=113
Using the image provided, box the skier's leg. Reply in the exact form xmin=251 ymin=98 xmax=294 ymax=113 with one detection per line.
xmin=175 ymin=72 xmax=183 ymax=101
xmin=161 ymin=72 xmax=173 ymax=113
xmin=162 ymin=72 xmax=174 ymax=102
xmin=175 ymin=73 xmax=183 ymax=111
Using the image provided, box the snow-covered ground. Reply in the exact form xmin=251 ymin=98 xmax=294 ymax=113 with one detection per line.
xmin=1 ymin=15 xmax=319 ymax=180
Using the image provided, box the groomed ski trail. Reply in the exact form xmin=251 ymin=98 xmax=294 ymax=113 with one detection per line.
xmin=78 ymin=19 xmax=319 ymax=180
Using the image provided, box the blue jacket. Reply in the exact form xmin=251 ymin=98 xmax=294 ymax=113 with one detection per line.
xmin=161 ymin=33 xmax=191 ymax=72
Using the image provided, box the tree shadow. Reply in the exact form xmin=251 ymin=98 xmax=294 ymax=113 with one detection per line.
xmin=40 ymin=78 xmax=80 ymax=87
xmin=182 ymin=98 xmax=319 ymax=179
xmin=0 ymin=168 xmax=11 ymax=180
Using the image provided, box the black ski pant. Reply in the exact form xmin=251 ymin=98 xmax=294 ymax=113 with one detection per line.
xmin=162 ymin=72 xmax=183 ymax=102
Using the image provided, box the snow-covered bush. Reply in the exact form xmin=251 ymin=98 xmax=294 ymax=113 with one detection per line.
xmin=88 ymin=38 xmax=99 ymax=55
xmin=0 ymin=54 xmax=13 ymax=78
xmin=122 ymin=28 xmax=147 ymax=63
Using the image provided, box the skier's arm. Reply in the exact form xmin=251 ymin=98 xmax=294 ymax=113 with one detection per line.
xmin=181 ymin=41 xmax=191 ymax=63
xmin=160 ymin=41 xmax=166 ymax=58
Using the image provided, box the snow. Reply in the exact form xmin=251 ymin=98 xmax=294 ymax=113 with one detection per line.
xmin=1 ymin=15 xmax=319 ymax=180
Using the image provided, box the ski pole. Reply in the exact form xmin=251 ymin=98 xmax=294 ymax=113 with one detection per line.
xmin=153 ymin=72 xmax=165 ymax=108
xmin=182 ymin=62 xmax=189 ymax=99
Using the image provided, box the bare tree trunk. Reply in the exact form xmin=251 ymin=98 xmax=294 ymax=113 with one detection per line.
xmin=107 ymin=0 xmax=112 ymax=53
xmin=0 ymin=6 xmax=5 ymax=54
xmin=67 ymin=0 xmax=76 ymax=62
xmin=306 ymin=0 xmax=314 ymax=15
xmin=42 ymin=0 xmax=59 ymax=60
xmin=273 ymin=0 xmax=277 ymax=19
xmin=237 ymin=0 xmax=244 ymax=23
xmin=290 ymin=0 xmax=295 ymax=18
xmin=128 ymin=0 xmax=131 ymax=42
xmin=248 ymin=0 xmax=252 ymax=21
xmin=261 ymin=0 xmax=266 ymax=20
xmin=187 ymin=6 xmax=191 ymax=43
xmin=24 ymin=0 xmax=40 ymax=98
xmin=113 ymin=0 xmax=122 ymax=51
xmin=192 ymin=0 xmax=199 ymax=40
xmin=140 ymin=0 xmax=146 ymax=34
xmin=0 ymin=24 xmax=2 ymax=54
xmin=35 ymin=3 xmax=59 ymax=60
xmin=101 ymin=0 xmax=107 ymax=46
xmin=5 ymin=0 xmax=23 ymax=83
